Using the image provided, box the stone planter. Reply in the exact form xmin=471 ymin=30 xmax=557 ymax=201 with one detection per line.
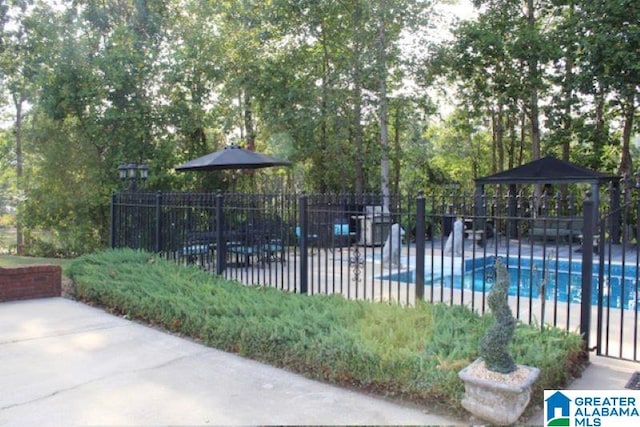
xmin=458 ymin=358 xmax=540 ymax=425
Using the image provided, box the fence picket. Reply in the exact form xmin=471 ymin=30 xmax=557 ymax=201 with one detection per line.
xmin=110 ymin=187 xmax=640 ymax=362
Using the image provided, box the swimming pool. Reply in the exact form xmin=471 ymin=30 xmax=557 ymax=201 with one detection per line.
xmin=379 ymin=255 xmax=640 ymax=310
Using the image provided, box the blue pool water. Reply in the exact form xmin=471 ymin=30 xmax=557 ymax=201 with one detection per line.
xmin=380 ymin=256 xmax=639 ymax=311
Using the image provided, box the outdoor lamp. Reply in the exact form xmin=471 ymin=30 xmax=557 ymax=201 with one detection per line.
xmin=118 ymin=163 xmax=128 ymax=181
xmin=139 ymin=164 xmax=149 ymax=181
xmin=127 ymin=163 xmax=137 ymax=179
xmin=118 ymin=162 xmax=149 ymax=191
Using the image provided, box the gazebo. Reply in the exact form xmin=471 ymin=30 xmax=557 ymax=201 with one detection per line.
xmin=474 ymin=156 xmax=620 ymax=238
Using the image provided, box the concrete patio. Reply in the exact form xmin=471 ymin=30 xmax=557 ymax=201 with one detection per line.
xmin=0 ymin=297 xmax=462 ymax=426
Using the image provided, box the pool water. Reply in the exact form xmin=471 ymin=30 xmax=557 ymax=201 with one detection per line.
xmin=379 ymin=256 xmax=639 ymax=310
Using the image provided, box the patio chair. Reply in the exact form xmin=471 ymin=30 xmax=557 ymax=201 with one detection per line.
xmin=295 ymin=225 xmax=320 ymax=252
xmin=226 ymin=218 xmax=287 ymax=266
xmin=179 ymin=231 xmax=216 ymax=267
xmin=225 ymin=240 xmax=259 ymax=266
xmin=256 ymin=217 xmax=287 ymax=264
xmin=259 ymin=238 xmax=286 ymax=264
xmin=296 ymin=221 xmax=355 ymax=253
xmin=332 ymin=220 xmax=357 ymax=247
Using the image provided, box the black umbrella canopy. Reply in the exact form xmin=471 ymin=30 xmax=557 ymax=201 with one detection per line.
xmin=175 ymin=145 xmax=292 ymax=171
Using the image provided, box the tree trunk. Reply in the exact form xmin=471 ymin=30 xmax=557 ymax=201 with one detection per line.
xmin=507 ymin=110 xmax=515 ymax=169
xmin=393 ymin=104 xmax=401 ymax=195
xmin=490 ymin=107 xmax=497 ymax=174
xmin=497 ymin=104 xmax=504 ymax=172
xmin=353 ymin=3 xmax=365 ymax=195
xmin=378 ymin=0 xmax=390 ymax=208
xmin=318 ymin=28 xmax=330 ymax=193
xmin=528 ymin=0 xmax=541 ymax=162
xmin=492 ymin=105 xmax=505 ymax=206
xmin=469 ymin=131 xmax=478 ymax=180
xmin=243 ymin=89 xmax=255 ymax=151
xmin=560 ymin=4 xmax=575 ymax=199
xmin=13 ymin=93 xmax=25 ymax=254
xmin=527 ymin=0 xmax=542 ymax=214
xmin=618 ymin=92 xmax=635 ymax=177
xmin=519 ymin=110 xmax=526 ymax=165
xmin=562 ymin=27 xmax=573 ymax=163
xmin=593 ymin=82 xmax=606 ymax=170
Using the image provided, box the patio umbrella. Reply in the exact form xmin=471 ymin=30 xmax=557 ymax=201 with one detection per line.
xmin=175 ymin=145 xmax=292 ymax=171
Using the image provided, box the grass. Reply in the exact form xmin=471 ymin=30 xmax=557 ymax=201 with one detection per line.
xmin=67 ymin=249 xmax=587 ymax=420
xmin=0 ymin=226 xmax=74 ymax=271
xmin=0 ymin=226 xmax=15 ymax=251
xmin=0 ymin=254 xmax=72 ymax=269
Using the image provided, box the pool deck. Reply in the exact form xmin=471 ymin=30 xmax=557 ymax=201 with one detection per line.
xmin=221 ymin=233 xmax=640 ymax=307
xmin=418 ymin=233 xmax=638 ymax=263
xmin=526 ymin=355 xmax=640 ymax=426
xmin=219 ymin=232 xmax=640 ymax=362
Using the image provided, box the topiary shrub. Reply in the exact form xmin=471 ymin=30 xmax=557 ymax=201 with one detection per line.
xmin=479 ymin=257 xmax=516 ymax=373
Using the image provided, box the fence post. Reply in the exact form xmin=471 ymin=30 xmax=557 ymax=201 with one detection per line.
xmin=610 ymin=181 xmax=621 ymax=243
xmin=415 ymin=192 xmax=425 ymax=301
xmin=154 ymin=191 xmax=162 ymax=253
xmin=216 ymin=191 xmax=225 ymax=275
xmin=299 ymin=192 xmax=308 ymax=294
xmin=110 ymin=192 xmax=117 ymax=249
xmin=580 ymin=194 xmax=595 ymax=357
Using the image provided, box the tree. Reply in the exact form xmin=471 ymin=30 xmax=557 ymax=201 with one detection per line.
xmin=432 ymin=1 xmax=527 ymax=175
xmin=377 ymin=0 xmax=391 ymax=205
xmin=24 ymin=0 xmax=170 ymax=252
xmin=544 ymin=0 xmax=579 ymax=163
xmin=576 ymin=0 xmax=640 ymax=177
xmin=524 ymin=0 xmax=542 ymax=162
xmin=245 ymin=0 xmax=433 ymax=194
xmin=0 ymin=0 xmax=61 ymax=253
xmin=374 ymin=0 xmax=433 ymax=201
xmin=159 ymin=0 xmax=226 ymax=190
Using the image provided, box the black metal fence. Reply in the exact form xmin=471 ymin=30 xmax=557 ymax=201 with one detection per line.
xmin=111 ymin=183 xmax=640 ymax=362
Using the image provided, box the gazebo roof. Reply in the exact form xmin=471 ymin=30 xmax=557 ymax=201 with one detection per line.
xmin=475 ymin=156 xmax=620 ymax=186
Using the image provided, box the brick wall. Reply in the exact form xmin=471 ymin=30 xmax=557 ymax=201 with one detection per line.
xmin=0 ymin=265 xmax=62 ymax=302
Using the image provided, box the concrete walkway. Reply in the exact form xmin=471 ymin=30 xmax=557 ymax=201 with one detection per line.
xmin=3 ymin=298 xmax=640 ymax=426
xmin=0 ymin=298 xmax=462 ymax=426
xmin=526 ymin=354 xmax=640 ymax=425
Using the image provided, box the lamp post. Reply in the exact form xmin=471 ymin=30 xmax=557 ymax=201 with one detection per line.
xmin=118 ymin=162 xmax=148 ymax=191
xmin=116 ymin=162 xmax=148 ymax=250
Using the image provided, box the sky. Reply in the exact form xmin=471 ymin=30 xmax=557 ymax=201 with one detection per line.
xmin=444 ymin=0 xmax=477 ymax=21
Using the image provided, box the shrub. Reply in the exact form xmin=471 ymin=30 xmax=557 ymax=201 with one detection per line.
xmin=68 ymin=249 xmax=587 ymax=418
xmin=479 ymin=257 xmax=517 ymax=373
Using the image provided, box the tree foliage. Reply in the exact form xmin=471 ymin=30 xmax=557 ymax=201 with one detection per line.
xmin=427 ymin=0 xmax=639 ymax=183
xmin=0 ymin=0 xmax=638 ymax=255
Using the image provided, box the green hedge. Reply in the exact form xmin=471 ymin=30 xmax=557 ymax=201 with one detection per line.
xmin=68 ymin=249 xmax=587 ymax=418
